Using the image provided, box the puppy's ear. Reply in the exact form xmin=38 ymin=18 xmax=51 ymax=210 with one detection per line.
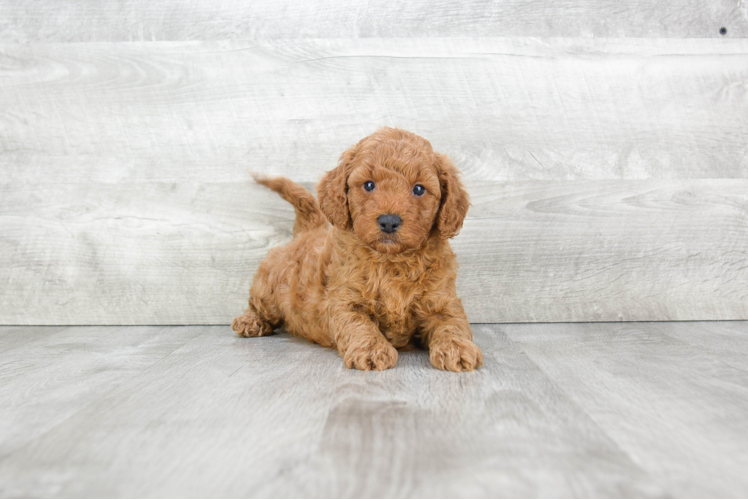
xmin=435 ymin=153 xmax=470 ymax=239
xmin=317 ymin=144 xmax=357 ymax=229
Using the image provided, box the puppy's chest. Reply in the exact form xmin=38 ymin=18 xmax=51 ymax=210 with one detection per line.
xmin=361 ymin=268 xmax=425 ymax=341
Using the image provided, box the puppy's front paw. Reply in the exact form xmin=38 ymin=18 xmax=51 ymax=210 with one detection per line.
xmin=232 ymin=312 xmax=272 ymax=338
xmin=344 ymin=339 xmax=398 ymax=371
xmin=430 ymin=336 xmax=483 ymax=372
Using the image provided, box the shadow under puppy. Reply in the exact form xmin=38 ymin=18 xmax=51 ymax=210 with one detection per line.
xmin=233 ymin=127 xmax=483 ymax=371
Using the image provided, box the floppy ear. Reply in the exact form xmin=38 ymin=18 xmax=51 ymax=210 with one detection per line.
xmin=317 ymin=144 xmax=357 ymax=229
xmin=435 ymin=153 xmax=470 ymax=239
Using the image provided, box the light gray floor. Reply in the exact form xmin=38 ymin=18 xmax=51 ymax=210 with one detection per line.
xmin=1 ymin=322 xmax=747 ymax=498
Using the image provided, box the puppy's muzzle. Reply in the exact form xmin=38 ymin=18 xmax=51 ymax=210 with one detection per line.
xmin=378 ymin=214 xmax=402 ymax=234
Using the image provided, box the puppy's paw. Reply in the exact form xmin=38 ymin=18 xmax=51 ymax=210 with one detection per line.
xmin=430 ymin=336 xmax=483 ymax=372
xmin=232 ymin=313 xmax=272 ymax=338
xmin=344 ymin=339 xmax=398 ymax=371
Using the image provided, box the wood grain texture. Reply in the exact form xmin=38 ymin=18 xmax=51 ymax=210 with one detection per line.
xmin=1 ymin=323 xmax=748 ymax=497
xmin=0 ymin=0 xmax=746 ymax=42
xmin=0 ymin=326 xmax=344 ymax=497
xmin=275 ymin=325 xmax=664 ymax=498
xmin=0 ymin=326 xmax=203 ymax=459
xmin=1 ymin=179 xmax=746 ymax=324
xmin=1 ymin=38 xmax=747 ymax=183
xmin=501 ymin=322 xmax=748 ymax=497
xmin=464 ymin=179 xmax=748 ymax=322
xmin=648 ymin=321 xmax=748 ymax=371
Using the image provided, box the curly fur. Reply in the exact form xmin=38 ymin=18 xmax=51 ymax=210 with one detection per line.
xmin=232 ymin=127 xmax=482 ymax=371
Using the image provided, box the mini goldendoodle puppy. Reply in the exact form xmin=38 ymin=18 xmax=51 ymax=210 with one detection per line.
xmin=232 ymin=127 xmax=483 ymax=371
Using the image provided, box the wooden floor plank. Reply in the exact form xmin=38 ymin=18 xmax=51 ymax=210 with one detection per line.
xmin=0 ymin=326 xmax=65 ymax=345
xmin=0 ymin=327 xmax=343 ymax=497
xmin=501 ymin=322 xmax=748 ymax=498
xmin=0 ymin=326 xmax=203 ymax=459
xmin=270 ymin=325 xmax=664 ymax=498
xmin=648 ymin=321 xmax=748 ymax=372
xmin=3 ymin=324 xmax=748 ymax=496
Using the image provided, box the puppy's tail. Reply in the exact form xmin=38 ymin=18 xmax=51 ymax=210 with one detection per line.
xmin=251 ymin=174 xmax=327 ymax=236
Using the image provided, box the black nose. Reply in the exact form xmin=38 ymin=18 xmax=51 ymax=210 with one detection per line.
xmin=378 ymin=214 xmax=402 ymax=234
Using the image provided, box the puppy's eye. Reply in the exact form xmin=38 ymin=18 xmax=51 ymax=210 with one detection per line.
xmin=363 ymin=181 xmax=376 ymax=192
xmin=412 ymin=184 xmax=426 ymax=196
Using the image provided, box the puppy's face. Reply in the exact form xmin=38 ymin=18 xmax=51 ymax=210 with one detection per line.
xmin=318 ymin=128 xmax=469 ymax=255
xmin=346 ymin=151 xmax=441 ymax=254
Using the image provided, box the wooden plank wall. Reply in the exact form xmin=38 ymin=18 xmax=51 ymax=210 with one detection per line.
xmin=1 ymin=1 xmax=747 ymax=324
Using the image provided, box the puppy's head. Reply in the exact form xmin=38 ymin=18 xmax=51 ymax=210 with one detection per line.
xmin=318 ymin=127 xmax=469 ymax=254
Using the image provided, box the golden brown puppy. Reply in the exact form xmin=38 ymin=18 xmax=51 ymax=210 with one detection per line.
xmin=232 ymin=127 xmax=482 ymax=371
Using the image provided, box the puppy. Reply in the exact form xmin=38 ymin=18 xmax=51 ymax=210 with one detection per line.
xmin=232 ymin=127 xmax=482 ymax=371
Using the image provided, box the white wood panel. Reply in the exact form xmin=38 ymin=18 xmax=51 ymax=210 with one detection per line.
xmin=463 ymin=180 xmax=748 ymax=322
xmin=1 ymin=38 xmax=747 ymax=183
xmin=0 ymin=0 xmax=745 ymax=42
xmin=2 ymin=323 xmax=748 ymax=496
xmin=1 ymin=179 xmax=745 ymax=324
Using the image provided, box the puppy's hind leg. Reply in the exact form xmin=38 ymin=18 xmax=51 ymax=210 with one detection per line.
xmin=232 ymin=264 xmax=282 ymax=338
xmin=232 ymin=304 xmax=274 ymax=338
